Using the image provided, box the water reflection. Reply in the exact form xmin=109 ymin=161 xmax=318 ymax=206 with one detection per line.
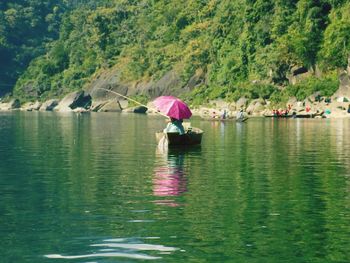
xmin=45 ymin=237 xmax=178 ymax=260
xmin=153 ymin=146 xmax=188 ymax=206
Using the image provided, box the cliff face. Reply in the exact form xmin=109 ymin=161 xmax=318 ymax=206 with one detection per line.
xmin=85 ymin=68 xmax=206 ymax=101
xmin=329 ymin=57 xmax=350 ymax=100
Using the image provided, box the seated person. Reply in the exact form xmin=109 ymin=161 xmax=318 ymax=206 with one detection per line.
xmin=164 ymin=117 xmax=185 ymax=135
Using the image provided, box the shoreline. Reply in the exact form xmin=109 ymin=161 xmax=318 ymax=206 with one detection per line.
xmin=1 ymin=95 xmax=350 ymax=119
xmin=1 ymin=103 xmax=350 ymax=119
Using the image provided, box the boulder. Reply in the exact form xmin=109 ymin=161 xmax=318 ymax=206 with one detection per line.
xmin=73 ymin=107 xmax=88 ymax=113
xmin=133 ymin=106 xmax=148 ymax=113
xmin=22 ymin=101 xmax=42 ymax=111
xmin=287 ymin=66 xmax=311 ymax=85
xmin=185 ymin=68 xmax=205 ymax=89
xmin=56 ymin=91 xmax=92 ymax=112
xmin=39 ymin=99 xmax=59 ymax=111
xmin=246 ymin=99 xmax=266 ymax=114
xmin=90 ymin=101 xmax=108 ymax=112
xmin=0 ymin=102 xmax=9 ymax=111
xmin=9 ymin=99 xmax=20 ymax=109
xmin=286 ymin=97 xmax=298 ymax=108
xmin=123 ymin=106 xmax=148 ymax=114
xmin=98 ymin=100 xmax=122 ymax=112
xmin=0 ymin=99 xmax=20 ymax=110
xmin=332 ymin=71 xmax=350 ymax=100
xmin=86 ymin=67 xmax=204 ymax=102
xmin=236 ymin=97 xmax=248 ymax=110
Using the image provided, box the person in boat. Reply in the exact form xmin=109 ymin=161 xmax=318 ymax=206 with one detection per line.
xmin=164 ymin=117 xmax=185 ymax=135
xmin=236 ymin=109 xmax=245 ymax=120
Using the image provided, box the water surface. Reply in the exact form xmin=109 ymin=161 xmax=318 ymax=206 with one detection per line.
xmin=0 ymin=112 xmax=349 ymax=262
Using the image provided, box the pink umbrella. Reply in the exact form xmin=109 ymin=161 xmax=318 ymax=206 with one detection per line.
xmin=153 ymin=96 xmax=192 ymax=119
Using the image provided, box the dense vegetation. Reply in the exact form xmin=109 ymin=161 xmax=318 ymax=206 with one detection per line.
xmin=1 ymin=0 xmax=350 ymax=105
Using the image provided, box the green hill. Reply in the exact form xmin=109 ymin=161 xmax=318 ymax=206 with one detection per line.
xmin=2 ymin=0 xmax=350 ymax=105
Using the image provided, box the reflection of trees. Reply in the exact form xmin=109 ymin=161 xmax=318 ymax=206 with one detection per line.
xmin=1 ymin=114 xmax=350 ymax=261
xmin=180 ymin=118 xmax=350 ymax=261
xmin=0 ymin=112 xmax=161 ymax=260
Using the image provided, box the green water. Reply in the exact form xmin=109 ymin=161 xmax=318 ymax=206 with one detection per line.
xmin=0 ymin=111 xmax=349 ymax=263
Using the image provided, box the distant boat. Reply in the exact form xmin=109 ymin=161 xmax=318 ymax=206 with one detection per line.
xmin=236 ymin=116 xmax=249 ymax=122
xmin=263 ymin=114 xmax=294 ymax=118
xmin=156 ymin=128 xmax=203 ymax=146
xmin=263 ymin=112 xmax=324 ymax=119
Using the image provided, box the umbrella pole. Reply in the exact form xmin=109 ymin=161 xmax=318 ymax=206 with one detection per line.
xmin=94 ymin=87 xmax=168 ymax=118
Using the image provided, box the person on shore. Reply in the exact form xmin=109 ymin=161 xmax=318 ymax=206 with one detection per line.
xmin=221 ymin=109 xmax=227 ymax=119
xmin=164 ymin=117 xmax=185 ymax=135
xmin=347 ymin=104 xmax=350 ymax=114
xmin=236 ymin=109 xmax=245 ymax=121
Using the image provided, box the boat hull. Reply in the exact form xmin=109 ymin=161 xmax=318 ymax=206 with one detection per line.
xmin=156 ymin=128 xmax=203 ymax=146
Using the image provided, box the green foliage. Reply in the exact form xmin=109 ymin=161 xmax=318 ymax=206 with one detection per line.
xmin=0 ymin=0 xmax=68 ymax=96
xmin=269 ymin=72 xmax=339 ymax=106
xmin=318 ymin=2 xmax=350 ymax=69
xmin=128 ymin=95 xmax=150 ymax=107
xmin=2 ymin=0 xmax=349 ymax=104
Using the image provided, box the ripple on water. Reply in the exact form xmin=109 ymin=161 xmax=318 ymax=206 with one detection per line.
xmin=44 ymin=237 xmax=179 ymax=261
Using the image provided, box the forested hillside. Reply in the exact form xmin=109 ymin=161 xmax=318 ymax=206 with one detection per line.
xmin=0 ymin=0 xmax=108 ymax=96
xmin=2 ymin=0 xmax=350 ymax=104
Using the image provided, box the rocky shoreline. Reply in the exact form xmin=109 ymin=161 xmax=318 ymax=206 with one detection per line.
xmin=1 ymin=65 xmax=350 ymax=119
xmin=1 ymin=91 xmax=350 ymax=119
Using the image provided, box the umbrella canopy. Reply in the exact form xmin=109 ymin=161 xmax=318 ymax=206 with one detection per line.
xmin=153 ymin=96 xmax=192 ymax=119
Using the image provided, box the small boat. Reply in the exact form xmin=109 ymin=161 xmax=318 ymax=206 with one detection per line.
xmin=236 ymin=117 xmax=249 ymax=122
xmin=156 ymin=127 xmax=203 ymax=146
xmin=263 ymin=114 xmax=294 ymax=118
xmin=264 ymin=113 xmax=324 ymax=119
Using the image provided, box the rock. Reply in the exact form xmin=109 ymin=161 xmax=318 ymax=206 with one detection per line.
xmin=90 ymin=101 xmax=108 ymax=112
xmin=123 ymin=106 xmax=148 ymax=114
xmin=287 ymin=66 xmax=311 ymax=85
xmin=236 ymin=97 xmax=248 ymax=110
xmin=208 ymin=99 xmax=231 ymax=110
xmin=39 ymin=99 xmax=59 ymax=111
xmin=118 ymin=99 xmax=128 ymax=109
xmin=73 ymin=107 xmax=88 ymax=113
xmin=0 ymin=102 xmax=9 ymax=111
xmin=332 ymin=71 xmax=350 ymax=100
xmin=56 ymin=91 xmax=92 ymax=112
xmin=86 ymin=67 xmax=204 ymax=102
xmin=22 ymin=101 xmax=42 ymax=111
xmin=133 ymin=106 xmax=148 ymax=113
xmin=98 ymin=100 xmax=122 ymax=112
xmin=0 ymin=99 xmax=20 ymax=110
xmin=246 ymin=99 xmax=266 ymax=114
xmin=286 ymin=97 xmax=297 ymax=108
xmin=185 ymin=68 xmax=205 ymax=89
xmin=147 ymin=70 xmax=184 ymax=98
xmin=9 ymin=99 xmax=20 ymax=109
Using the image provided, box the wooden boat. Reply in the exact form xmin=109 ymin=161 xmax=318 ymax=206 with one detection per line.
xmin=263 ymin=114 xmax=294 ymax=118
xmin=236 ymin=117 xmax=249 ymax=122
xmin=156 ymin=127 xmax=203 ymax=146
xmin=264 ymin=113 xmax=324 ymax=119
xmin=201 ymin=116 xmax=248 ymax=122
xmin=201 ymin=116 xmax=235 ymax=121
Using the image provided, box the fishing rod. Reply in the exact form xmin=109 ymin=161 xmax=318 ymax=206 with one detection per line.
xmin=95 ymin=87 xmax=168 ymax=118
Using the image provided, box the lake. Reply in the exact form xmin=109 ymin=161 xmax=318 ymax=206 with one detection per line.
xmin=0 ymin=111 xmax=349 ymax=263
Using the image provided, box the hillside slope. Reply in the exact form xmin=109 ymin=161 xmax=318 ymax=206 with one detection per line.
xmin=9 ymin=0 xmax=350 ymax=105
